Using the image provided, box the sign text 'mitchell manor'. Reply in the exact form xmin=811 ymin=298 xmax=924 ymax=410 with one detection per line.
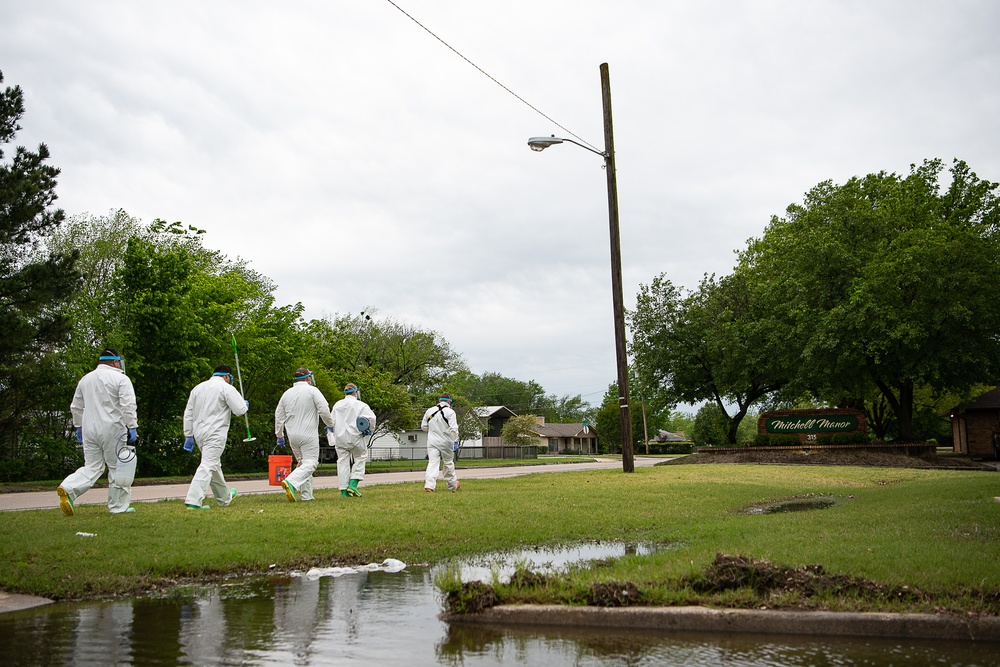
xmin=768 ymin=418 xmax=855 ymax=432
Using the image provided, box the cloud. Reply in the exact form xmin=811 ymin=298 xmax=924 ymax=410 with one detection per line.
xmin=2 ymin=0 xmax=998 ymax=405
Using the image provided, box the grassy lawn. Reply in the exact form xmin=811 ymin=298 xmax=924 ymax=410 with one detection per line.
xmin=2 ymin=463 xmax=998 ymax=615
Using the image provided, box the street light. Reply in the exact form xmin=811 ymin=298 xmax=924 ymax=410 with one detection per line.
xmin=527 ymin=135 xmax=605 ymax=157
xmin=527 ymin=63 xmax=634 ymax=473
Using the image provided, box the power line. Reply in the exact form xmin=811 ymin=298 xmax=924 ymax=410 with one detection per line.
xmin=383 ymin=0 xmax=603 ymax=154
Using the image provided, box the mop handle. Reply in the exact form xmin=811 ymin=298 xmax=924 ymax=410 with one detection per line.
xmin=231 ymin=334 xmax=253 ymax=438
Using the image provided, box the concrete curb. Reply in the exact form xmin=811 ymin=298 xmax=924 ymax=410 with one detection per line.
xmin=0 ymin=592 xmax=52 ymax=614
xmin=447 ymin=605 xmax=1000 ymax=642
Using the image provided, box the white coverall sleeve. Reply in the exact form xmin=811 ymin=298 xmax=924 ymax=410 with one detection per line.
xmin=274 ymin=396 xmax=287 ymax=437
xmin=119 ymin=376 xmax=139 ymax=429
xmin=445 ymin=408 xmax=459 ymax=441
xmin=225 ymin=384 xmax=248 ymax=417
xmin=183 ymin=389 xmax=197 ymax=438
xmin=314 ymin=389 xmax=334 ymax=427
xmin=420 ymin=408 xmax=431 ymax=432
xmin=70 ymin=382 xmax=85 ymax=428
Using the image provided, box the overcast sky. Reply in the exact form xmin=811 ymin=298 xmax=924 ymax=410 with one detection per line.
xmin=2 ymin=1 xmax=998 ymax=407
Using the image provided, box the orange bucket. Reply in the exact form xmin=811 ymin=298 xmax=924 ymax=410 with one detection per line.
xmin=268 ymin=454 xmax=293 ymax=486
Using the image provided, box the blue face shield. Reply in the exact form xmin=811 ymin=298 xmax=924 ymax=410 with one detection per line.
xmin=100 ymin=355 xmax=125 ymax=374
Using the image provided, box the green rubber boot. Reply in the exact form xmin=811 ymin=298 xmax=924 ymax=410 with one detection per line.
xmin=346 ymin=479 xmax=363 ymax=497
xmin=341 ymin=489 xmax=349 ymax=497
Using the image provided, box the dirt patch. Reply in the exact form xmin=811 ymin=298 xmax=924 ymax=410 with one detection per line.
xmin=687 ymin=553 xmax=925 ymax=604
xmin=508 ymin=569 xmax=550 ymax=589
xmin=588 ymin=581 xmax=644 ymax=607
xmin=662 ymin=449 xmax=996 ymax=470
xmin=445 ymin=581 xmax=499 ymax=614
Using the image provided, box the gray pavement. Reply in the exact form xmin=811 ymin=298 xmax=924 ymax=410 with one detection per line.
xmin=0 ymin=457 xmax=660 ymax=512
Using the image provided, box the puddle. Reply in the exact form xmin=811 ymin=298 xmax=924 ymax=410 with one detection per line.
xmin=2 ymin=552 xmax=995 ymax=666
xmin=746 ymin=496 xmax=837 ymax=515
xmin=439 ymin=540 xmax=664 ymax=584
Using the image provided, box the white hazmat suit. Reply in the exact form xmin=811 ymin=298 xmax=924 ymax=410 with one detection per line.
xmin=421 ymin=400 xmax=459 ymax=491
xmin=61 ymin=363 xmax=139 ymax=514
xmin=330 ymin=391 xmax=376 ymax=495
xmin=275 ymin=381 xmax=334 ymax=501
xmin=183 ymin=374 xmax=248 ymax=507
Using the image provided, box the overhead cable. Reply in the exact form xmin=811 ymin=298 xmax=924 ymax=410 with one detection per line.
xmin=383 ymin=0 xmax=603 ymax=154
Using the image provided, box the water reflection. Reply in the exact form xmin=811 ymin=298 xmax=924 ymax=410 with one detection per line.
xmin=442 ymin=540 xmax=662 ymax=584
xmin=0 ymin=563 xmax=997 ymax=666
xmin=439 ymin=622 xmax=1000 ymax=666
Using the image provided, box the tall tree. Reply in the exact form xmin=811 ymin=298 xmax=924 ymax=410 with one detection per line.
xmin=0 ymin=71 xmax=80 ymax=476
xmin=500 ymin=414 xmax=540 ymax=448
xmin=630 ymin=271 xmax=789 ymax=444
xmin=593 ymin=381 xmax=650 ymax=453
xmin=300 ymin=312 xmax=465 ymax=436
xmin=450 ymin=371 xmax=556 ymax=415
xmin=740 ymin=159 xmax=1000 ymax=440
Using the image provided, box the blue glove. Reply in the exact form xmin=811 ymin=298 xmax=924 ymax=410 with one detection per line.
xmin=276 ymin=436 xmax=285 ymax=447
xmin=75 ymin=427 xmax=83 ymax=443
xmin=245 ymin=400 xmax=250 ymax=410
xmin=453 ymin=441 xmax=460 ymax=453
xmin=326 ymin=425 xmax=334 ymax=434
xmin=128 ymin=427 xmax=138 ymax=443
xmin=183 ymin=436 xmax=195 ymax=452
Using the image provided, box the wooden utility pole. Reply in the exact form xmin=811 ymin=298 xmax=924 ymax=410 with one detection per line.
xmin=600 ymin=62 xmax=634 ymax=473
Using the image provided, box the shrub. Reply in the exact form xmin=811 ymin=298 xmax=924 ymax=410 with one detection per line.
xmin=645 ymin=442 xmax=694 ymax=454
xmin=755 ymin=434 xmax=800 ymax=446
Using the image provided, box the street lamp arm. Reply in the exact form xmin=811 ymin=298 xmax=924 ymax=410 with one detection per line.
xmin=527 ymin=135 xmax=607 ymax=159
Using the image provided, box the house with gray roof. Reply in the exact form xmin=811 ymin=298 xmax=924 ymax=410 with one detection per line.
xmin=532 ymin=417 xmax=599 ymax=454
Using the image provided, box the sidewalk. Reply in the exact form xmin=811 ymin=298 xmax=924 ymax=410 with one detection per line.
xmin=0 ymin=457 xmax=659 ymax=512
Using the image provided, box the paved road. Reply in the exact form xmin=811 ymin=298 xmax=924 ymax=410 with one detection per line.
xmin=0 ymin=457 xmax=662 ymax=512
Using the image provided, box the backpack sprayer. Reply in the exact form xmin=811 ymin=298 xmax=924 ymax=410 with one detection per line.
xmin=231 ymin=333 xmax=256 ymax=442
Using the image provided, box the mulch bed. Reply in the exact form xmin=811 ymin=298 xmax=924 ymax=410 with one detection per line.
xmin=662 ymin=449 xmax=997 ymax=470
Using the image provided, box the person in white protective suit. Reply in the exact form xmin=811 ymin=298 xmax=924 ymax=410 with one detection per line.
xmin=58 ymin=348 xmax=139 ymax=515
xmin=182 ymin=364 xmax=249 ymax=510
xmin=420 ymin=392 xmax=460 ymax=492
xmin=274 ymin=367 xmax=334 ymax=502
xmin=330 ymin=383 xmax=376 ymax=498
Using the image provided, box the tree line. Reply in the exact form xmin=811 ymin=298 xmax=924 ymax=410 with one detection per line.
xmin=12 ymin=64 xmax=993 ymax=464
xmin=0 ymin=71 xmax=591 ymax=482
xmin=629 ymin=158 xmax=1000 ymax=445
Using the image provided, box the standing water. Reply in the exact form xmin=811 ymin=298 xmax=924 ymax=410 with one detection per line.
xmin=0 ymin=543 xmax=996 ymax=666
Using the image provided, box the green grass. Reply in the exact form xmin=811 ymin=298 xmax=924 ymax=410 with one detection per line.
xmin=2 ymin=463 xmax=998 ymax=614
